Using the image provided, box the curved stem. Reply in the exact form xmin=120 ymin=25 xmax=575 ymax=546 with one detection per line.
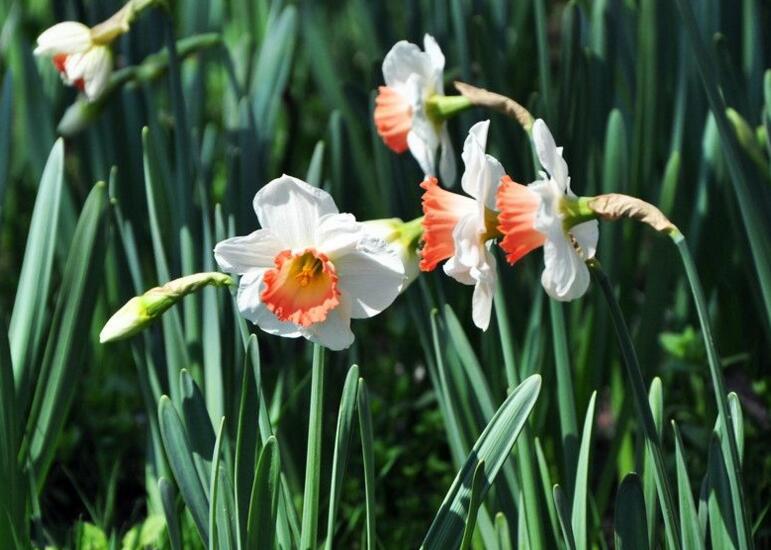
xmin=589 ymin=261 xmax=681 ymax=549
xmin=672 ymin=233 xmax=752 ymax=549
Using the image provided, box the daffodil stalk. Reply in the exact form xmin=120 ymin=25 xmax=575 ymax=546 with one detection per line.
xmin=100 ymin=272 xmax=233 ymax=343
xmin=58 ymin=33 xmax=222 ymax=136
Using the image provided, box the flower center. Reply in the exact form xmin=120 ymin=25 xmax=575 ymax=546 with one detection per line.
xmin=496 ymin=176 xmax=546 ymax=265
xmin=261 ymin=248 xmax=340 ymax=327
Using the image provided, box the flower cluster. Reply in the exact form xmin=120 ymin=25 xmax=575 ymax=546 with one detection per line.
xmin=101 ymin=34 xmax=602 ymax=351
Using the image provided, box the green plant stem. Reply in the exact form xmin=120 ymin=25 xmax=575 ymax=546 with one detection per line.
xmin=589 ymin=261 xmax=681 ymax=549
xmin=671 ymin=233 xmax=752 ymax=549
xmin=300 ymin=344 xmax=325 ymax=550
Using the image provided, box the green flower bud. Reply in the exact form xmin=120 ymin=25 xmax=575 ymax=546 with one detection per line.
xmin=100 ymin=272 xmax=233 ymax=343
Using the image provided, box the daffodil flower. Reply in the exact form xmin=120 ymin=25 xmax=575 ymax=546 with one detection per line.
xmin=419 ymin=120 xmax=503 ymax=330
xmin=214 ymin=176 xmax=405 ymax=351
xmin=496 ymin=119 xmax=599 ymax=301
xmin=35 ymin=22 xmax=114 ymax=100
xmin=374 ymin=34 xmax=456 ymax=185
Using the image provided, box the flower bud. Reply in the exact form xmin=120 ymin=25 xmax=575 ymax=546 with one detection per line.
xmin=362 ymin=218 xmax=422 ymax=290
xmin=100 ymin=272 xmax=233 ymax=343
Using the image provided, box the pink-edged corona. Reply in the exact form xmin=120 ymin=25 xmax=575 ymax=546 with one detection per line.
xmin=374 ymin=34 xmax=456 ymax=185
xmin=419 ymin=120 xmax=503 ymax=330
xmin=496 ymin=119 xmax=599 ymax=301
xmin=214 ymin=175 xmax=405 ymax=350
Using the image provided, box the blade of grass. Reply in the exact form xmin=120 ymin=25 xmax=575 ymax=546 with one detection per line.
xmin=675 ymin=0 xmax=771 ymax=337
xmin=459 ymin=461 xmax=485 ymax=550
xmin=589 ymin=261 xmax=680 ymax=548
xmin=672 ymin=234 xmax=751 ymax=548
xmin=325 ymin=365 xmax=359 ymax=548
xmin=643 ymin=378 xmax=664 ymax=547
xmin=571 ymin=391 xmax=597 ymax=550
xmin=247 ymin=436 xmax=280 ymax=550
xmin=614 ymin=473 xmax=648 ymax=550
xmin=9 ymin=139 xmax=64 ymax=401
xmin=0 ymin=72 xmax=11 ymax=226
xmin=357 ymin=378 xmax=376 ymax=550
xmin=158 ymin=396 xmax=209 ymax=542
xmin=208 ymin=417 xmax=226 ymax=550
xmin=25 ymin=182 xmax=109 ymax=483
xmin=300 ymin=343 xmax=325 ymax=550
xmin=553 ymin=485 xmax=577 ymax=550
xmin=159 ymin=477 xmax=182 ymax=550
xmin=672 ymin=421 xmax=703 ymax=548
xmin=421 ymin=374 xmax=542 ymax=548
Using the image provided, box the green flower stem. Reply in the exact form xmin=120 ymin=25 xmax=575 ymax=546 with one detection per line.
xmin=671 ymin=232 xmax=752 ymax=550
xmin=300 ymin=344 xmax=326 ymax=550
xmin=589 ymin=260 xmax=681 ymax=549
xmin=561 ymin=197 xmax=597 ymax=231
xmin=425 ymin=94 xmax=473 ymax=122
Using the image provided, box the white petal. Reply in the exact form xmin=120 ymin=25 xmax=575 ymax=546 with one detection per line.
xmin=82 ymin=47 xmax=112 ymax=100
xmin=214 ymin=229 xmax=283 ymax=274
xmin=571 ymin=219 xmax=599 ymax=259
xmin=438 ymin=126 xmax=456 ymax=186
xmin=471 ymin=276 xmax=495 ymax=331
xmin=236 ymin=269 xmax=303 ymax=337
xmin=334 ymin=239 xmax=405 ymax=319
xmin=306 ymin=295 xmax=355 ymax=350
xmin=422 ymin=34 xmax=445 ymax=93
xmin=408 ymin=112 xmax=439 ymax=177
xmin=382 ymin=40 xmax=430 ymax=88
xmin=540 ymin=236 xmax=591 ymax=301
xmin=316 ymin=213 xmax=362 ymax=258
xmin=533 ymin=119 xmax=569 ymax=191
xmin=461 ymin=120 xmax=504 ymax=209
xmin=34 ymin=22 xmax=92 ymax=56
xmin=253 ymin=175 xmax=338 ymax=249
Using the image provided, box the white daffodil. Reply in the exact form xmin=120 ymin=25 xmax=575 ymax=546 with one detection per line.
xmin=374 ymin=34 xmax=456 ymax=185
xmin=496 ymin=118 xmax=599 ymax=301
xmin=35 ymin=22 xmax=114 ymax=100
xmin=419 ymin=120 xmax=503 ymax=330
xmin=214 ymin=175 xmax=405 ymax=351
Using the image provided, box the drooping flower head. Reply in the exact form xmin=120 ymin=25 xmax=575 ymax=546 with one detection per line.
xmin=419 ymin=120 xmax=503 ymax=330
xmin=374 ymin=34 xmax=456 ymax=185
xmin=35 ymin=22 xmax=115 ymax=100
xmin=214 ymin=176 xmax=405 ymax=350
xmin=497 ymin=119 xmax=599 ymax=301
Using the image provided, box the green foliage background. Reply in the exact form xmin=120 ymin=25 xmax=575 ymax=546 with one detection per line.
xmin=0 ymin=0 xmax=769 ymax=548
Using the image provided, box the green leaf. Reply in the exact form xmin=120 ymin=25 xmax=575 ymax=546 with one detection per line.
xmin=643 ymin=378 xmax=663 ymax=546
xmin=325 ymin=364 xmax=359 ymax=548
xmin=300 ymin=344 xmax=325 ymax=550
xmin=459 ymin=461 xmax=485 ymax=550
xmin=9 ymin=139 xmax=64 ymax=400
xmin=707 ymin=435 xmax=738 ymax=549
xmin=553 ymin=485 xmax=576 ymax=550
xmin=159 ymin=477 xmax=182 ymax=550
xmin=179 ymin=369 xmax=215 ymax=493
xmin=357 ymin=378 xmax=376 ymax=550
xmin=247 ymin=436 xmax=280 ymax=550
xmin=571 ymin=391 xmax=597 ymax=550
xmin=26 ymin=182 xmax=109 ymax=483
xmin=614 ymin=473 xmax=648 ymax=550
xmin=158 ymin=396 xmax=209 ymax=542
xmin=672 ymin=237 xmax=751 ymax=549
xmin=208 ymin=417 xmax=226 ymax=550
xmin=305 ymin=140 xmax=325 ymax=188
xmin=550 ymin=300 xmax=579 ymax=496
xmin=672 ymin=421 xmax=703 ymax=548
xmin=675 ymin=0 xmax=771 ymax=336
xmin=421 ymin=374 xmax=542 ymax=549
xmin=495 ymin=513 xmax=512 ymax=550
xmin=0 ymin=72 xmax=12 ymax=226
